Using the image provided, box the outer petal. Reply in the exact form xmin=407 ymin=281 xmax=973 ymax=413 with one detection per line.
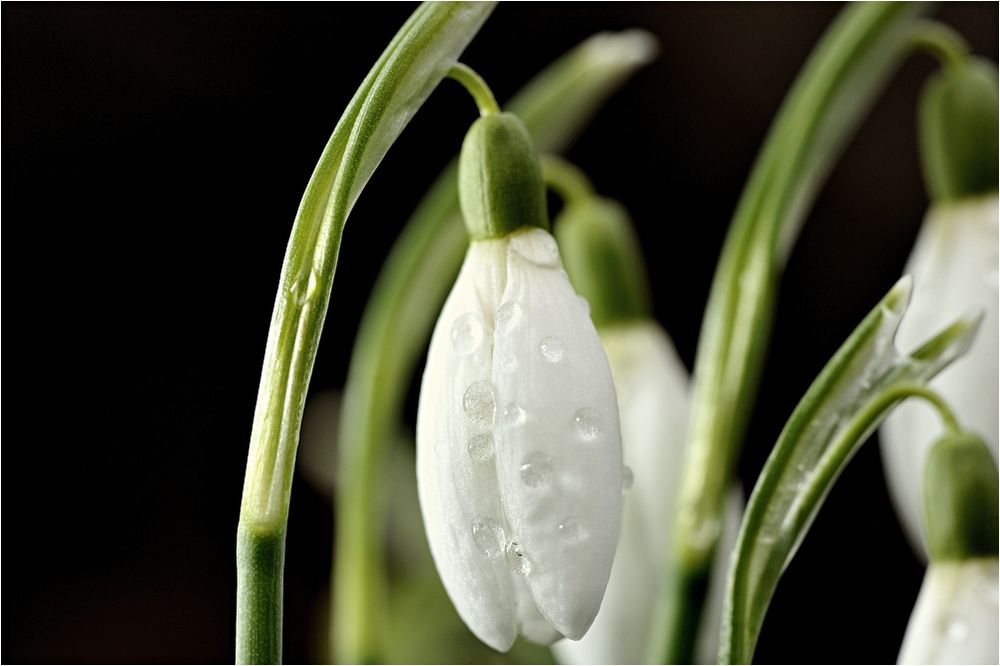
xmin=416 ymin=239 xmax=518 ymax=652
xmin=898 ymin=558 xmax=1000 ymax=664
xmin=492 ymin=228 xmax=623 ymax=641
xmin=880 ymin=196 xmax=999 ymax=556
xmin=555 ymin=321 xmax=690 ymax=663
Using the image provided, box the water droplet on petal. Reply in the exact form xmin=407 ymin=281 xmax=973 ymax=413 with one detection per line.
xmin=505 ymin=540 xmax=532 ymax=575
xmin=573 ymin=408 xmax=603 ymax=441
xmin=946 ymin=618 xmax=969 ymax=642
xmin=503 ymin=403 xmax=526 ymax=426
xmin=472 ymin=520 xmax=506 ymax=560
xmin=467 ymin=434 xmax=493 ymax=460
xmin=510 ymin=230 xmax=560 ymax=267
xmin=520 ymin=452 xmax=554 ymax=487
xmin=450 ymin=313 xmax=484 ymax=355
xmin=539 ymin=336 xmax=564 ymax=363
xmin=497 ymin=301 xmax=524 ymax=334
xmin=622 ymin=466 xmax=634 ymax=490
xmin=558 ymin=517 xmax=586 ymax=543
xmin=578 ymin=295 xmax=590 ymax=316
xmin=463 ymin=381 xmax=496 ymax=429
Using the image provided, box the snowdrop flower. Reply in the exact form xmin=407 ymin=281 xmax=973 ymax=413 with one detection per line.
xmin=880 ymin=57 xmax=999 ymax=558
xmin=416 ymin=112 xmax=623 ymax=652
xmin=898 ymin=431 xmax=999 ymax=664
xmin=550 ymin=194 xmax=743 ymax=664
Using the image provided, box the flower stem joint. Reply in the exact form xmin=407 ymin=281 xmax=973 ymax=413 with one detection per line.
xmin=416 ymin=109 xmax=624 ymax=651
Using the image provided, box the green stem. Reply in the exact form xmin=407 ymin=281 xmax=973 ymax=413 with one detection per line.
xmin=237 ymin=525 xmax=286 ymax=664
xmin=330 ymin=29 xmax=658 ymax=664
xmin=656 ymin=4 xmax=931 ymax=663
xmin=908 ymin=19 xmax=969 ymax=69
xmin=447 ymin=62 xmax=500 ymax=116
xmin=866 ymin=382 xmax=960 ymax=432
xmin=234 ymin=3 xmax=495 ymax=663
xmin=542 ymin=154 xmax=595 ymax=205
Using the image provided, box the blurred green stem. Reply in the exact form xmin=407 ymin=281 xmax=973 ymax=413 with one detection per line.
xmin=331 ymin=29 xmax=658 ymax=663
xmin=654 ymin=4 xmax=933 ymax=662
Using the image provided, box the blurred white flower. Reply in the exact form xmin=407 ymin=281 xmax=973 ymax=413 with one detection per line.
xmin=416 ymin=227 xmax=623 ymax=652
xmin=898 ymin=558 xmax=999 ymax=664
xmin=554 ymin=320 xmax=744 ymax=664
xmin=880 ymin=195 xmax=999 ymax=557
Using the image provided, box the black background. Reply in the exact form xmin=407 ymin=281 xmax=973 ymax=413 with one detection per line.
xmin=4 ymin=3 xmax=997 ymax=663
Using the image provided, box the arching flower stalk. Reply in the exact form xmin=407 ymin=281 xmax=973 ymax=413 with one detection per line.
xmin=416 ymin=87 xmax=624 ymax=652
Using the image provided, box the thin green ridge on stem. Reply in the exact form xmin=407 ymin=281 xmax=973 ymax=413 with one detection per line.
xmin=235 ymin=3 xmax=496 ymax=663
xmin=720 ymin=278 xmax=981 ymax=664
xmin=653 ymin=4 xmax=932 ymax=662
xmin=330 ymin=29 xmax=658 ymax=664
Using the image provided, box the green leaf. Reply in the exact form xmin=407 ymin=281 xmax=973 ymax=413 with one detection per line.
xmin=720 ymin=277 xmax=981 ymax=664
xmin=331 ymin=29 xmax=658 ymax=664
xmin=657 ymin=5 xmax=931 ymax=661
xmin=236 ymin=3 xmax=495 ymax=663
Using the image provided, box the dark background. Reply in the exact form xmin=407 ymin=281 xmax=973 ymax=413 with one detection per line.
xmin=4 ymin=3 xmax=997 ymax=663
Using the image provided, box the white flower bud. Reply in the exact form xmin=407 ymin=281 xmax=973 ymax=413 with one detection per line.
xmin=416 ymin=227 xmax=623 ymax=652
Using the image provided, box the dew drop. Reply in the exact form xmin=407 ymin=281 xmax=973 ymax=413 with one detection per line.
xmin=463 ymin=381 xmax=496 ymax=429
xmin=509 ymin=230 xmax=560 ymax=267
xmin=578 ymin=295 xmax=590 ymax=316
xmin=503 ymin=402 xmax=526 ymax=427
xmin=520 ymin=452 xmax=554 ymax=487
xmin=539 ymin=336 xmax=564 ymax=363
xmin=573 ymin=408 xmax=603 ymax=441
xmin=497 ymin=301 xmax=524 ymax=333
xmin=946 ymin=618 xmax=969 ymax=642
xmin=505 ymin=540 xmax=532 ymax=575
xmin=450 ymin=313 xmax=485 ymax=355
xmin=472 ymin=520 xmax=506 ymax=560
xmin=467 ymin=434 xmax=493 ymax=461
xmin=558 ymin=517 xmax=586 ymax=543
xmin=622 ymin=466 xmax=634 ymax=490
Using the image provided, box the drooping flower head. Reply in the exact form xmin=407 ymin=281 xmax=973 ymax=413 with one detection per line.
xmin=416 ymin=111 xmax=624 ymax=651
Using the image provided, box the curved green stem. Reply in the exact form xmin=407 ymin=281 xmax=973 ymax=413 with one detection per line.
xmin=234 ymin=3 xmax=496 ymax=663
xmin=330 ymin=29 xmax=659 ymax=664
xmin=720 ymin=279 xmax=980 ymax=664
xmin=866 ymin=382 xmax=960 ymax=432
xmin=447 ymin=62 xmax=500 ymax=116
xmin=908 ymin=19 xmax=969 ymax=69
xmin=542 ymin=154 xmax=596 ymax=205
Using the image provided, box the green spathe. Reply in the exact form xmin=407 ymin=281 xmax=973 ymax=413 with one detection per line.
xmin=920 ymin=57 xmax=1000 ymax=203
xmin=459 ymin=113 xmax=549 ymax=239
xmin=924 ymin=431 xmax=1000 ymax=561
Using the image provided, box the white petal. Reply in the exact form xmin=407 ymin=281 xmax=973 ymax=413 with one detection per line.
xmin=881 ymin=195 xmax=999 ymax=557
xmin=555 ymin=321 xmax=691 ymax=663
xmin=416 ymin=240 xmax=518 ymax=652
xmin=899 ymin=558 xmax=999 ymax=664
xmin=492 ymin=228 xmax=623 ymax=641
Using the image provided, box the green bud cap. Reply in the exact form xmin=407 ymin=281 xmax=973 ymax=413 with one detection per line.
xmin=555 ymin=197 xmax=652 ymax=328
xmin=919 ymin=57 xmax=999 ymax=203
xmin=458 ymin=112 xmax=549 ymax=240
xmin=923 ymin=430 xmax=999 ymax=561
